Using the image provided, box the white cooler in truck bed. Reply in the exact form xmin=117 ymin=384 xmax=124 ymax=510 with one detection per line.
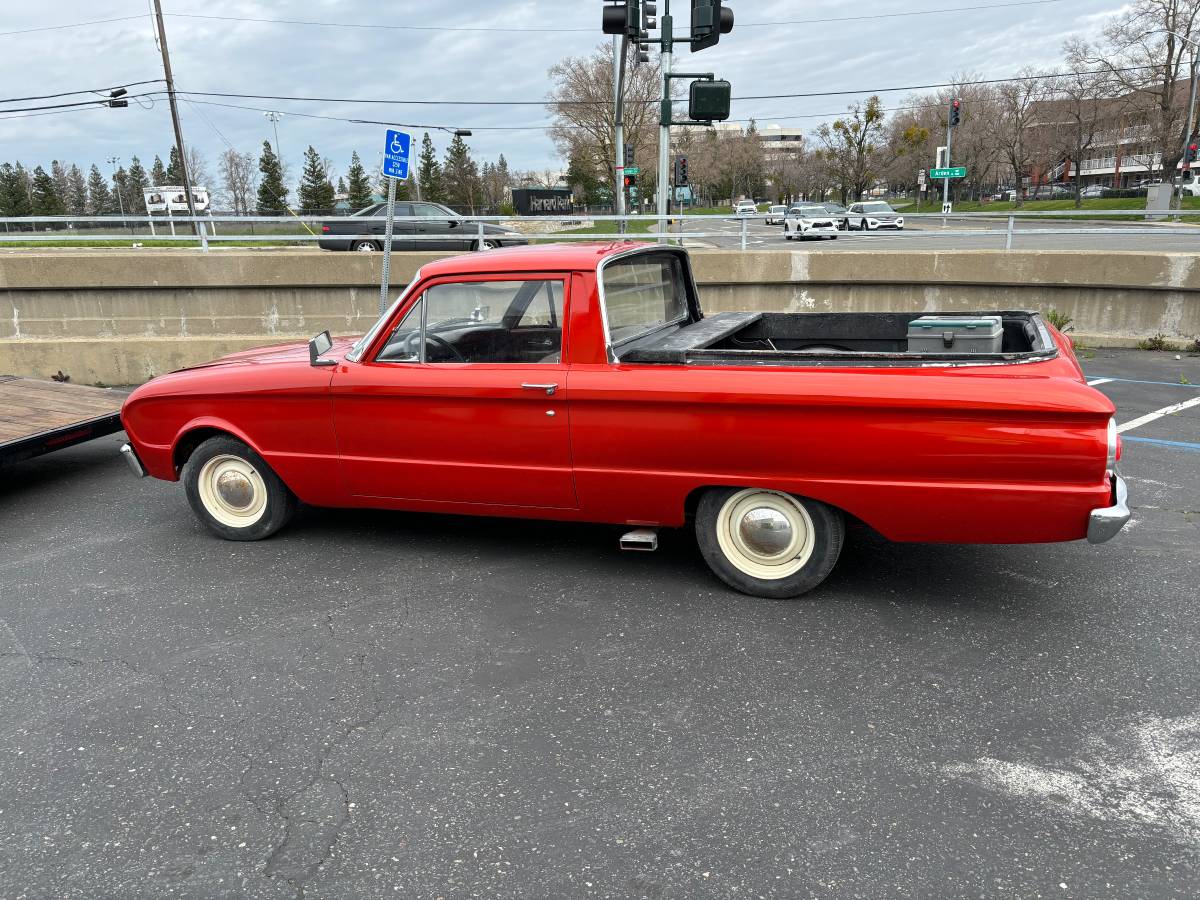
xmin=907 ymin=316 xmax=1004 ymax=354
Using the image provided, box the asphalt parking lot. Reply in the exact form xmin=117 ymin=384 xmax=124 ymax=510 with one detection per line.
xmin=1 ymin=349 xmax=1198 ymax=898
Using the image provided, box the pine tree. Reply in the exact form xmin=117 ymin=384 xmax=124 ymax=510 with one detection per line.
xmin=0 ymin=163 xmax=33 ymax=216
xmin=166 ymin=147 xmax=184 ymax=185
xmin=51 ymin=160 xmax=70 ymax=205
xmin=66 ymin=164 xmax=88 ymax=215
xmin=417 ymin=132 xmax=445 ymax=203
xmin=126 ymin=156 xmax=150 ymax=214
xmin=346 ymin=150 xmax=373 ymax=210
xmin=150 ymin=155 xmax=168 ymax=186
xmin=297 ymin=145 xmax=335 ymax=213
xmin=256 ymin=140 xmax=288 ymax=213
xmin=336 ymin=175 xmax=347 ymax=195
xmin=30 ymin=165 xmax=65 ymax=215
xmin=86 ymin=164 xmax=114 ymax=215
xmin=442 ymin=133 xmax=480 ymax=211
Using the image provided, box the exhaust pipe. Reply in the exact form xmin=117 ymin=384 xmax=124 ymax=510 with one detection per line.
xmin=619 ymin=528 xmax=658 ymax=552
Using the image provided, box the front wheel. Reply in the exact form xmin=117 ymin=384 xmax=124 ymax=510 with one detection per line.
xmin=475 ymin=239 xmax=500 ymax=251
xmin=182 ymin=436 xmax=298 ymax=541
xmin=695 ymin=488 xmax=844 ymax=599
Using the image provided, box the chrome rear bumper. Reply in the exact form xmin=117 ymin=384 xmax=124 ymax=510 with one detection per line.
xmin=120 ymin=442 xmax=146 ymax=478
xmin=1087 ymin=474 xmax=1129 ymax=544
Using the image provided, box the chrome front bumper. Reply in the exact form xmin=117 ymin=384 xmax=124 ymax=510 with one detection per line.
xmin=1087 ymin=474 xmax=1129 ymax=544
xmin=120 ymin=442 xmax=146 ymax=478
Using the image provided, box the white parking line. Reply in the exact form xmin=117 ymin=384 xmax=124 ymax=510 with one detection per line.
xmin=1117 ymin=395 xmax=1200 ymax=434
xmin=1087 ymin=378 xmax=1113 ymax=386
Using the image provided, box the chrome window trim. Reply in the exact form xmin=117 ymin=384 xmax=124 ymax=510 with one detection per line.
xmin=345 ymin=268 xmax=423 ymax=362
xmin=597 ymin=247 xmax=691 ymax=363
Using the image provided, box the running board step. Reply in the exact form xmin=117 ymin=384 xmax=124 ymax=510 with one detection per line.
xmin=619 ymin=528 xmax=659 ymax=552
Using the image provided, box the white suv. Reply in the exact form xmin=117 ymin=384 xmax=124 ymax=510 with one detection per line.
xmin=734 ymin=201 xmax=758 ymax=217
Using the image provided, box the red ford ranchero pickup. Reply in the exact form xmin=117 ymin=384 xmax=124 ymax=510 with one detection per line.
xmin=120 ymin=242 xmax=1129 ymax=599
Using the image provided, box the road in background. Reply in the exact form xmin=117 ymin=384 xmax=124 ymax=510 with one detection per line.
xmin=678 ymin=215 xmax=1200 ymax=252
xmin=1 ymin=350 xmax=1197 ymax=896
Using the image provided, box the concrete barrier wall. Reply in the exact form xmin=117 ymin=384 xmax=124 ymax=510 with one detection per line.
xmin=2 ymin=248 xmax=1198 ymax=383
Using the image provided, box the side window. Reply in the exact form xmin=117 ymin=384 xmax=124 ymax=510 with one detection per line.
xmin=412 ymin=203 xmax=447 ymax=218
xmin=375 ymin=280 xmax=565 ymax=365
xmin=377 ymin=298 xmax=424 ymax=363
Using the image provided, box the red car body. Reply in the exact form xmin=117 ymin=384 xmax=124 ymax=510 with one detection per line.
xmin=122 ymin=242 xmax=1118 ymax=546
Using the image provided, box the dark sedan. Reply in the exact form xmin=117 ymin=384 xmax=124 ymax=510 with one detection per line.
xmin=319 ymin=201 xmax=525 ymax=252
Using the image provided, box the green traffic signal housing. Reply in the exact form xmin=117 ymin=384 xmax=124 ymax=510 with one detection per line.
xmin=691 ymin=0 xmax=734 ymax=52
xmin=689 ymin=79 xmax=731 ymax=122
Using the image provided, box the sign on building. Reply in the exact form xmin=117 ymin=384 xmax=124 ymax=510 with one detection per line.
xmin=511 ymin=188 xmax=573 ymax=216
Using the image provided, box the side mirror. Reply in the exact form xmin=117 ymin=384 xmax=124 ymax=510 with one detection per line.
xmin=448 ymin=219 xmax=459 ymax=228
xmin=309 ymin=330 xmax=337 ymax=367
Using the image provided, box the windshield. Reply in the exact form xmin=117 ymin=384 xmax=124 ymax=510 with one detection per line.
xmin=600 ymin=253 xmax=688 ymax=345
xmin=770 ymin=206 xmax=786 ymax=212
xmin=347 ymin=271 xmax=421 ymax=361
xmin=863 ymin=202 xmax=894 ymax=212
xmin=791 ymin=207 xmax=828 ymax=217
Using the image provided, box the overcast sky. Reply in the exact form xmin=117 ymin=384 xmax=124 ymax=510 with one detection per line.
xmin=0 ymin=0 xmax=1125 ymax=188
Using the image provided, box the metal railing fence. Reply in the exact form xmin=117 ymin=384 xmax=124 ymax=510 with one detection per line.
xmin=1 ymin=210 xmax=1198 ymax=253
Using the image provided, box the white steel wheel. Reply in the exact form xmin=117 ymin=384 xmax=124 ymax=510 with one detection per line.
xmin=695 ymin=487 xmax=844 ymax=599
xmin=714 ymin=489 xmax=815 ymax=580
xmin=196 ymin=454 xmax=268 ymax=528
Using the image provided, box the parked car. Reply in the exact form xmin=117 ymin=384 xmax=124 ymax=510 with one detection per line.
xmin=1175 ymin=171 xmax=1200 ymax=196
xmin=1029 ymin=184 xmax=1074 ymax=200
xmin=846 ymin=201 xmax=904 ymax=231
xmin=765 ymin=205 xmax=789 ymax=225
xmin=318 ymin=201 xmax=525 ymax=252
xmin=821 ymin=203 xmax=849 ymax=229
xmin=783 ymin=205 xmax=840 ymax=240
xmin=120 ymin=243 xmax=1127 ymax=600
xmin=733 ymin=200 xmax=758 ymax=217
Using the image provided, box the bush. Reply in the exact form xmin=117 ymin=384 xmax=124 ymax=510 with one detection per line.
xmin=498 ymin=201 xmax=516 ymax=217
xmin=1044 ymin=308 xmax=1074 ymax=333
xmin=1136 ymin=333 xmax=1174 ymax=351
xmin=1189 ymin=336 xmax=1200 ymax=354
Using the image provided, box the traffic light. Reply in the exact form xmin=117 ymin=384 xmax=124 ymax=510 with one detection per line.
xmin=624 ymin=144 xmax=635 ymax=167
xmin=602 ymin=3 xmax=627 ymax=34
xmin=949 ymin=97 xmax=961 ymax=128
xmin=1189 ymin=142 xmax=1199 ymax=163
xmin=675 ymin=156 xmax=689 ymax=186
xmin=602 ymin=1 xmax=656 ymax=37
xmin=689 ymin=79 xmax=731 ymax=122
xmin=691 ymin=0 xmax=734 ymax=52
xmin=624 ymin=173 xmax=637 ymax=189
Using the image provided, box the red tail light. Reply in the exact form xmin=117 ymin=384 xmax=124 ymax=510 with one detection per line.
xmin=322 ymin=225 xmax=330 ymax=233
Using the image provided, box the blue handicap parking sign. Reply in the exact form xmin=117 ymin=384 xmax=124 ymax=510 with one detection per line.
xmin=382 ymin=130 xmax=411 ymax=180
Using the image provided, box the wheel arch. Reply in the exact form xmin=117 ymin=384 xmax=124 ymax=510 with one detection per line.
xmin=171 ymin=419 xmax=262 ymax=474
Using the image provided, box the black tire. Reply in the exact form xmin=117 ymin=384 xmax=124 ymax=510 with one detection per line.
xmin=476 ymin=239 xmax=500 ymax=251
xmin=352 ymin=240 xmax=380 ymax=252
xmin=182 ymin=435 xmax=298 ymax=542
xmin=694 ymin=488 xmax=844 ymax=599
xmin=785 ymin=233 xmax=793 ymax=241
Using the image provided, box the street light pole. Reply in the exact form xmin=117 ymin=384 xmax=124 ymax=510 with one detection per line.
xmin=263 ymin=111 xmax=283 ymax=162
xmin=613 ymin=34 xmax=628 ymax=232
xmin=657 ymin=1 xmax=672 ymax=241
xmin=107 ymin=155 xmax=127 ymax=230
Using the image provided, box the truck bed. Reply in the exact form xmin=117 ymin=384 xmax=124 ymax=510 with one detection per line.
xmin=0 ymin=376 xmax=125 ymax=467
xmin=619 ymin=311 xmax=1058 ymax=367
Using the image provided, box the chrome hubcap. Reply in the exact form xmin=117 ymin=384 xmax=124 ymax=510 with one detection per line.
xmin=738 ymin=507 xmax=794 ymax=557
xmin=215 ymin=470 xmax=254 ymax=510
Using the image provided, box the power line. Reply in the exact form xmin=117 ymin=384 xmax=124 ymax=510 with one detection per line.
xmin=0 ymin=92 xmax=163 ymax=115
xmin=0 ymin=15 xmax=146 ymax=37
xmin=161 ymin=1 xmax=1065 ymax=34
xmin=0 ymin=80 xmax=163 ymax=105
xmin=173 ymin=65 xmax=1152 ymax=110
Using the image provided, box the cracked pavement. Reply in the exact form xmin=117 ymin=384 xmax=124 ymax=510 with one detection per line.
xmin=0 ymin=349 xmax=1198 ymax=897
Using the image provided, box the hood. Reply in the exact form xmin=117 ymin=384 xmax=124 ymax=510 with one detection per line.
xmin=180 ymin=335 xmax=360 ymax=371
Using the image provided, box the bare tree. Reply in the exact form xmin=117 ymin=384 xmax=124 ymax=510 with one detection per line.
xmin=993 ymin=69 xmax=1047 ymax=206
xmin=218 ymin=148 xmax=258 ymax=215
xmin=1075 ymin=0 xmax=1200 ymax=181
xmin=816 ymin=96 xmax=891 ymax=202
xmin=546 ymin=42 xmax=677 ymax=203
xmin=1047 ymin=54 xmax=1112 ymax=206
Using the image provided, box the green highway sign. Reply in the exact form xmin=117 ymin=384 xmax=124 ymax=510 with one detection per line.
xmin=930 ymin=166 xmax=967 ymax=179
xmin=624 ymin=166 xmax=640 ymax=175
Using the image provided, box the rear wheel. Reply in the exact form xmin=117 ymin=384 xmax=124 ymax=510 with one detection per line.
xmin=695 ymin=488 xmax=844 ymax=599
xmin=475 ymin=239 xmax=500 ymax=251
xmin=182 ymin=436 xmax=298 ymax=541
xmin=352 ymin=240 xmax=380 ymax=252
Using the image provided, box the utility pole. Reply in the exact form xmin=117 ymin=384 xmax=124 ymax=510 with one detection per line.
xmin=613 ymin=34 xmax=627 ymax=231
xmin=656 ymin=2 xmax=673 ymax=238
xmin=151 ymin=0 xmax=202 ymax=245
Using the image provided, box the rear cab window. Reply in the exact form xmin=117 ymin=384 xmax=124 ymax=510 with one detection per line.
xmin=600 ymin=253 xmax=689 ymax=348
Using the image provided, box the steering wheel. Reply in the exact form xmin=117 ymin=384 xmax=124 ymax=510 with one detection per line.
xmin=425 ymin=333 xmax=467 ymax=362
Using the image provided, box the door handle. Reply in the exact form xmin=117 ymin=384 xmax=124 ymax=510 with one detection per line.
xmin=521 ymin=382 xmax=558 ymax=396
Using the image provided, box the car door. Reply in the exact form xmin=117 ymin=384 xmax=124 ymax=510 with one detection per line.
xmin=411 ymin=202 xmax=468 ymax=250
xmin=330 ymin=274 xmax=577 ymax=509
